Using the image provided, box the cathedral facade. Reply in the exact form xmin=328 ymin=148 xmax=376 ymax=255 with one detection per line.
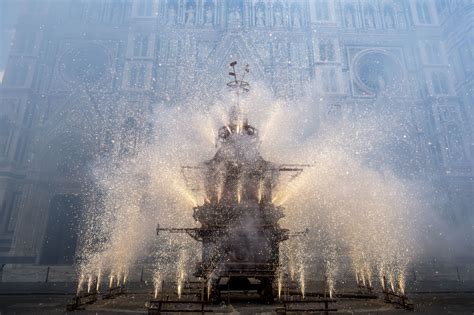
xmin=0 ymin=0 xmax=472 ymax=266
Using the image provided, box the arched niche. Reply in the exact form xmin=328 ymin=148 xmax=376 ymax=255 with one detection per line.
xmin=33 ymin=133 xmax=95 ymax=265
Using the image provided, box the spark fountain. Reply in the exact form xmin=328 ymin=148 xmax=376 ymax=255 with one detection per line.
xmin=156 ymin=62 xmax=308 ymax=303
xmin=72 ymin=61 xmax=425 ymax=313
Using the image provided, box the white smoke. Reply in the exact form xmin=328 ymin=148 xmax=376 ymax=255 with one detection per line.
xmin=76 ymin=83 xmax=439 ymax=295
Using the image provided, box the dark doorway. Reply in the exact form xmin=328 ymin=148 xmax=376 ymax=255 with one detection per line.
xmin=40 ymin=194 xmax=82 ymax=265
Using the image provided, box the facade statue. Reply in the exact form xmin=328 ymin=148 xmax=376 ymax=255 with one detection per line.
xmin=256 ymin=6 xmax=265 ymax=26
xmin=384 ymin=6 xmax=396 ymax=29
xmin=292 ymin=8 xmax=302 ymax=28
xmin=229 ymin=7 xmax=241 ymax=25
xmin=167 ymin=6 xmax=177 ymax=25
xmin=345 ymin=6 xmax=356 ymax=28
xmin=204 ymin=5 xmax=214 ymax=25
xmin=397 ymin=11 xmax=407 ymax=28
xmin=109 ymin=1 xmax=123 ymax=23
xmin=274 ymin=6 xmax=284 ymax=26
xmin=185 ymin=6 xmax=195 ymax=25
xmin=315 ymin=0 xmax=329 ymax=20
xmin=88 ymin=2 xmax=102 ymax=23
xmin=364 ymin=6 xmax=376 ymax=29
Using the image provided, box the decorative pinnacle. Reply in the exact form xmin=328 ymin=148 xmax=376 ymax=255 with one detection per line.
xmin=226 ymin=61 xmax=250 ymax=93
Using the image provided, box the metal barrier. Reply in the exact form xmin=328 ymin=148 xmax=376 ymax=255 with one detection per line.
xmin=102 ymin=284 xmax=125 ymax=299
xmin=383 ymin=290 xmax=414 ymax=311
xmin=357 ymin=282 xmax=374 ymax=295
xmin=146 ymin=300 xmax=213 ymax=314
xmin=66 ymin=291 xmax=98 ymax=311
xmin=275 ymin=298 xmax=337 ymax=315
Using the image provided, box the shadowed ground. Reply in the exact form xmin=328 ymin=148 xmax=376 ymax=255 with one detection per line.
xmin=0 ymin=280 xmax=473 ymax=314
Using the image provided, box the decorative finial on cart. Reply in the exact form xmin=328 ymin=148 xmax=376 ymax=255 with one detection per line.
xmin=227 ymin=61 xmax=250 ymax=93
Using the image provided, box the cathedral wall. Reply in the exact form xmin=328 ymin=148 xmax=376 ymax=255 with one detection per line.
xmin=0 ymin=0 xmax=472 ymax=266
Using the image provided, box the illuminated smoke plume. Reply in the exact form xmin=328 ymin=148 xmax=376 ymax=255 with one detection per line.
xmin=76 ymin=84 xmax=429 ymax=296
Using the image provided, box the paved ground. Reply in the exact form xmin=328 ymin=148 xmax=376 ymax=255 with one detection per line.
xmin=0 ymin=280 xmax=473 ymax=314
xmin=0 ymin=291 xmax=473 ymax=314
